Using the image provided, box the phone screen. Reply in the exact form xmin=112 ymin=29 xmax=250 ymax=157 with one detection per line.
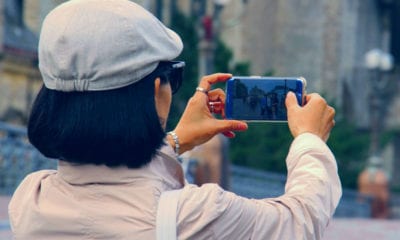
xmin=225 ymin=77 xmax=306 ymax=122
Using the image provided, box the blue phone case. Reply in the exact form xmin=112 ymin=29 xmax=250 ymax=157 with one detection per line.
xmin=225 ymin=76 xmax=306 ymax=122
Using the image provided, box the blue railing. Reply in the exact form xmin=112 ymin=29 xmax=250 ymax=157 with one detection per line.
xmin=230 ymin=164 xmax=286 ymax=198
xmin=0 ymin=121 xmax=373 ymax=218
xmin=229 ymin=163 xmax=372 ymax=218
xmin=0 ymin=122 xmax=56 ymax=195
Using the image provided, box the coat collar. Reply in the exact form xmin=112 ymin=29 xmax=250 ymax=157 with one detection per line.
xmin=57 ymin=143 xmax=185 ymax=189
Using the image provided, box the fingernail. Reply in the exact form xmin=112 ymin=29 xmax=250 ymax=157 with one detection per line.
xmin=287 ymin=91 xmax=294 ymax=97
xmin=237 ymin=123 xmax=248 ymax=130
xmin=223 ymin=131 xmax=235 ymax=138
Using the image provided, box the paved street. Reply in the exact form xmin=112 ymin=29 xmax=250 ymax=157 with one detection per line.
xmin=1 ymin=195 xmax=399 ymax=239
xmin=0 ymin=196 xmax=11 ymax=240
xmin=324 ymin=218 xmax=400 ymax=240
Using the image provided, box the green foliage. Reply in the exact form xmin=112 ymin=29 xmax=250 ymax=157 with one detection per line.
xmin=167 ymin=10 xmax=199 ymax=130
xmin=328 ymin=119 xmax=370 ymax=189
xmin=214 ymin=39 xmax=233 ymax=73
xmin=229 ymin=123 xmax=292 ymax=173
xmin=229 ymin=114 xmax=371 ymax=190
xmin=213 ymin=39 xmax=251 ymax=90
xmin=214 ymin=39 xmax=251 ymax=76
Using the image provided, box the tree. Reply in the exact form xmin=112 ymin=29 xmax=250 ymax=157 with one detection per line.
xmin=167 ymin=10 xmax=199 ymax=130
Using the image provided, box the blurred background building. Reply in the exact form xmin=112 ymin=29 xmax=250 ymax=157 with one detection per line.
xmin=1 ymin=0 xmax=400 ymax=219
xmin=0 ymin=0 xmax=41 ymax=125
xmin=214 ymin=0 xmax=400 ymax=193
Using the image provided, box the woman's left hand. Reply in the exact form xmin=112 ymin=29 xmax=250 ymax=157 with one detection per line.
xmin=170 ymin=73 xmax=248 ymax=154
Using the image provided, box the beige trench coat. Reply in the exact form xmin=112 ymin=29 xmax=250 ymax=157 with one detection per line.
xmin=9 ymin=133 xmax=342 ymax=239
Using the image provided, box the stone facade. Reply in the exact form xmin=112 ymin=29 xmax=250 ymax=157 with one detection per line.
xmin=0 ymin=0 xmax=41 ymax=125
xmin=0 ymin=1 xmax=3 ymax=54
xmin=220 ymin=0 xmax=400 ymax=129
xmin=217 ymin=0 xmax=400 ymax=189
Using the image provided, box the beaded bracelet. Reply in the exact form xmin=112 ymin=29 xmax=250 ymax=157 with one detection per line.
xmin=167 ymin=131 xmax=180 ymax=154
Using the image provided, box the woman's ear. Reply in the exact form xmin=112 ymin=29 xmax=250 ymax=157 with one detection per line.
xmin=154 ymin=77 xmax=161 ymax=97
xmin=153 ymin=77 xmax=171 ymax=129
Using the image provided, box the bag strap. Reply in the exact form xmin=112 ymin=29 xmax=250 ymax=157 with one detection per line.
xmin=156 ymin=189 xmax=183 ymax=240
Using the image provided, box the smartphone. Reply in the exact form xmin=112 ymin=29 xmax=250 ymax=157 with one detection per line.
xmin=225 ymin=76 xmax=307 ymax=122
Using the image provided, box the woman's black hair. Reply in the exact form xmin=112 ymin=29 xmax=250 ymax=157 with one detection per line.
xmin=28 ymin=63 xmax=171 ymax=168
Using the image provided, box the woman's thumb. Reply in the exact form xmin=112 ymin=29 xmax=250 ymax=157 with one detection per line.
xmin=285 ymin=91 xmax=299 ymax=110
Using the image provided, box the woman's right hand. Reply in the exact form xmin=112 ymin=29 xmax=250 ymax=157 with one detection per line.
xmin=285 ymin=92 xmax=335 ymax=142
xmin=170 ymin=73 xmax=248 ymax=154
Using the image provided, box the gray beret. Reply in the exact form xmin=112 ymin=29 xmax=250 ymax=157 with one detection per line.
xmin=39 ymin=0 xmax=183 ymax=92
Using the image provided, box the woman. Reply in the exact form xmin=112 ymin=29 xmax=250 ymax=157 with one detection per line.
xmin=9 ymin=0 xmax=341 ymax=239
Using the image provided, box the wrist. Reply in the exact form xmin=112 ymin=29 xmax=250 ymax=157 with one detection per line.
xmin=167 ymin=131 xmax=180 ymax=155
xmin=166 ymin=129 xmax=193 ymax=155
